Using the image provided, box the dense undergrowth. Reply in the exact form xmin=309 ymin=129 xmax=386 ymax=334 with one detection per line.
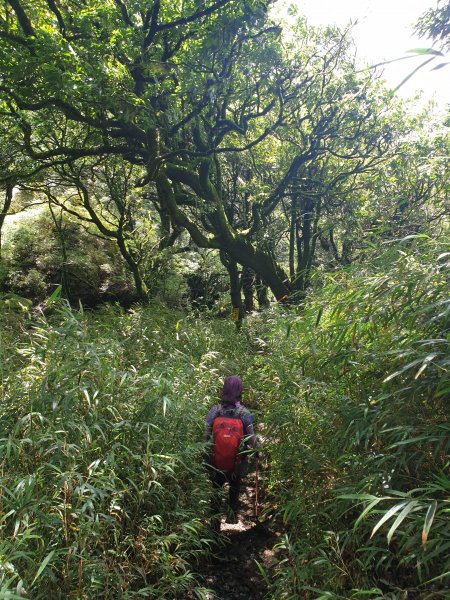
xmin=257 ymin=233 xmax=450 ymax=599
xmin=0 ymin=233 xmax=449 ymax=599
xmin=0 ymin=300 xmax=258 ymax=599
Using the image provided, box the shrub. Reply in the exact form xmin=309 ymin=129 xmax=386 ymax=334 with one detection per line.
xmin=2 ymin=211 xmax=136 ymax=306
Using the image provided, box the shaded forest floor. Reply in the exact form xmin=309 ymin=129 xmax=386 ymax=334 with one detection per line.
xmin=195 ymin=466 xmax=278 ymax=600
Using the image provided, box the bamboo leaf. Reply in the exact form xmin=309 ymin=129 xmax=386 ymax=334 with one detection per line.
xmin=31 ymin=550 xmax=55 ymax=585
xmin=414 ymin=364 xmax=429 ymax=379
xmin=431 ymin=62 xmax=450 ymax=71
xmin=392 ymin=56 xmax=436 ymax=93
xmin=354 ymin=498 xmax=383 ymax=528
xmin=387 ymin=435 xmax=438 ymax=449
xmin=383 ymin=358 xmax=424 ymax=382
xmin=339 ymin=494 xmax=389 ymax=501
xmin=371 ymin=502 xmax=408 ymax=538
xmin=387 ymin=500 xmax=419 ymax=544
xmin=422 ymin=501 xmax=437 ymax=546
xmin=406 ymin=47 xmax=445 ymax=57
xmin=423 ymin=570 xmax=450 ymax=585
xmin=397 ymin=234 xmax=430 ymax=242
xmin=414 ymin=354 xmax=438 ymax=379
xmin=254 ymin=559 xmax=270 ymax=586
xmin=315 ymin=307 xmax=323 ymax=327
xmin=162 ymin=395 xmax=171 ymax=417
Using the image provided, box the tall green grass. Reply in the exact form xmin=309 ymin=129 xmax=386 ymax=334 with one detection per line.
xmin=1 ymin=232 xmax=448 ymax=599
xmin=0 ymin=300 xmax=257 ymax=598
xmin=257 ymin=233 xmax=449 ymax=598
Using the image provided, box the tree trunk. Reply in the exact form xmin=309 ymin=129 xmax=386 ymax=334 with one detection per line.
xmin=0 ymin=183 xmax=13 ymax=258
xmin=242 ymin=266 xmax=255 ymax=313
xmin=116 ymin=233 xmax=149 ymax=302
xmin=293 ymin=198 xmax=312 ymax=292
xmin=76 ymin=179 xmax=150 ymax=303
xmin=223 ymin=234 xmax=290 ymax=301
xmin=329 ymin=229 xmax=340 ymax=263
xmin=342 ymin=238 xmax=352 ymax=265
xmin=48 ymin=202 xmax=69 ymax=297
xmin=289 ymin=197 xmax=296 ymax=279
xmin=220 ymin=251 xmax=244 ymax=327
xmin=157 ymin=171 xmax=291 ymax=302
xmin=256 ymin=275 xmax=269 ymax=309
xmin=294 ymin=195 xmax=318 ymax=293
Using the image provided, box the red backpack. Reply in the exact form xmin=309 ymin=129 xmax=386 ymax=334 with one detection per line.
xmin=212 ymin=407 xmax=244 ymax=472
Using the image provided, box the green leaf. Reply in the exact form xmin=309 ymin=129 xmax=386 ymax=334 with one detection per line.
xmin=339 ymin=493 xmax=389 ymax=501
xmin=397 ymin=233 xmax=430 ymax=242
xmin=370 ymin=502 xmax=408 ymax=538
xmin=383 ymin=357 xmax=424 ymax=382
xmin=387 ymin=435 xmax=438 ymax=449
xmin=387 ymin=500 xmax=419 ymax=544
xmin=422 ymin=500 xmax=437 ymax=546
xmin=354 ymin=498 xmax=383 ymax=529
xmin=44 ymin=285 xmax=62 ymax=306
xmin=423 ymin=570 xmax=450 ymax=585
xmin=162 ymin=395 xmax=171 ymax=416
xmin=392 ymin=56 xmax=436 ymax=93
xmin=315 ymin=307 xmax=323 ymax=327
xmin=406 ymin=47 xmax=445 ymax=57
xmin=414 ymin=354 xmax=438 ymax=379
xmin=31 ymin=550 xmax=55 ymax=585
xmin=254 ymin=560 xmax=270 ymax=586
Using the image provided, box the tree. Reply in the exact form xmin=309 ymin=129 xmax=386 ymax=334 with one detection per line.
xmin=358 ymin=118 xmax=450 ymax=244
xmin=0 ymin=1 xmax=412 ymax=305
xmin=416 ymin=0 xmax=450 ymax=51
xmin=0 ymin=0 xmax=277 ymax=295
xmin=17 ymin=156 xmax=156 ymax=300
xmin=156 ymin=18 xmax=400 ymax=301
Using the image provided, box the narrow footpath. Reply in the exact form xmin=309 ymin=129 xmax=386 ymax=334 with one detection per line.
xmin=197 ymin=465 xmax=278 ymax=600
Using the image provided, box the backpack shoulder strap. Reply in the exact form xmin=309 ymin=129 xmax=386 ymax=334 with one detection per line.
xmin=237 ymin=406 xmax=250 ymax=418
xmin=214 ymin=405 xmax=249 ymax=420
xmin=231 ymin=406 xmax=246 ymax=419
xmin=213 ymin=404 xmax=222 ymax=418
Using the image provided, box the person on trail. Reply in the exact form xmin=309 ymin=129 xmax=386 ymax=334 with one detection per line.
xmin=205 ymin=375 xmax=258 ymax=525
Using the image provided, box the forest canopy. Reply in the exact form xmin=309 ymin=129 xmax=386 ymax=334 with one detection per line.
xmin=0 ymin=0 xmax=448 ymax=311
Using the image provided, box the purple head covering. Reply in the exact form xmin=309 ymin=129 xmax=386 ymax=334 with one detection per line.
xmin=221 ymin=375 xmax=243 ymax=406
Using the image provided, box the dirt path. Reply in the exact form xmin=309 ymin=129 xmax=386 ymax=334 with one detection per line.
xmin=197 ymin=467 xmax=278 ymax=600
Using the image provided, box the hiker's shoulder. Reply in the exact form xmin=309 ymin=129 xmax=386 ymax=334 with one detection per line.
xmin=238 ymin=405 xmax=254 ymax=420
xmin=205 ymin=403 xmax=221 ymax=423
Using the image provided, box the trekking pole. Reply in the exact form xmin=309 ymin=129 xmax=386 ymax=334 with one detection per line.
xmin=254 ymin=457 xmax=260 ymax=520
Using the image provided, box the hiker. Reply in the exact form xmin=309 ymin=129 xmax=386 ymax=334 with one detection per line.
xmin=205 ymin=375 xmax=258 ymax=525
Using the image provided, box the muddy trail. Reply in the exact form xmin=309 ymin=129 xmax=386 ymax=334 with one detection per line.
xmin=196 ymin=465 xmax=279 ymax=600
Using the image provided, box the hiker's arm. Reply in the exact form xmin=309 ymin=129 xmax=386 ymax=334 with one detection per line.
xmin=246 ymin=423 xmax=259 ymax=449
xmin=205 ymin=405 xmax=218 ymax=442
xmin=205 ymin=424 xmax=213 ymax=442
xmin=242 ymin=414 xmax=259 ymax=450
